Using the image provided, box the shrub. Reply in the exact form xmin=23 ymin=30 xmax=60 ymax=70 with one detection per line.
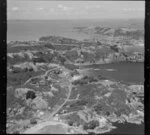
xmin=83 ymin=120 xmax=99 ymax=130
xmin=12 ymin=131 xmax=20 ymax=134
xmin=30 ymin=118 xmax=37 ymax=125
xmin=70 ymin=100 xmax=87 ymax=108
xmin=26 ymin=91 xmax=36 ymax=100
xmin=68 ymin=120 xmax=74 ymax=126
xmin=12 ymin=67 xmax=22 ymax=73
xmin=33 ymin=57 xmax=46 ymax=63
xmin=88 ymin=131 xmax=96 ymax=135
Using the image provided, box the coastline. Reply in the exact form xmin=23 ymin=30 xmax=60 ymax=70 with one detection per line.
xmin=7 ymin=20 xmax=144 ymax=134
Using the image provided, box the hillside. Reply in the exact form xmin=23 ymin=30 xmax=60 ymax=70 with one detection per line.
xmin=7 ymin=34 xmax=144 ymax=134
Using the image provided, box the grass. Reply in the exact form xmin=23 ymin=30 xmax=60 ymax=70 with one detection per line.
xmin=7 ymin=55 xmax=32 ymax=65
xmin=43 ymin=86 xmax=67 ymax=108
xmin=7 ymin=45 xmax=45 ymax=53
xmin=7 ymin=89 xmax=23 ymax=108
xmin=64 ymin=50 xmax=79 ymax=62
xmin=93 ymin=99 xmax=113 ymax=116
xmin=69 ymin=87 xmax=79 ymax=99
xmin=7 ymin=70 xmax=44 ymax=86
xmin=66 ymin=82 xmax=134 ymax=117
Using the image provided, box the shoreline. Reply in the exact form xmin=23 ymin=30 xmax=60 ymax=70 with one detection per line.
xmin=75 ymin=61 xmax=144 ymax=67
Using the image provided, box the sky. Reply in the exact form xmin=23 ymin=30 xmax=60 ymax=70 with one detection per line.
xmin=7 ymin=0 xmax=145 ymax=20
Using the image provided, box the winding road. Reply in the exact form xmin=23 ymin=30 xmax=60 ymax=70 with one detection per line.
xmin=23 ymin=67 xmax=74 ymax=134
xmin=50 ymin=83 xmax=72 ymax=117
xmin=24 ymin=67 xmax=58 ymax=85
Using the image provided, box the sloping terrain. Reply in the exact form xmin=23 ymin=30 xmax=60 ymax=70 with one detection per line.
xmin=7 ymin=34 xmax=144 ymax=134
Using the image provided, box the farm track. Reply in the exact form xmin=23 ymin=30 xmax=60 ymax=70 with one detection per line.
xmin=23 ymin=67 xmax=74 ymax=134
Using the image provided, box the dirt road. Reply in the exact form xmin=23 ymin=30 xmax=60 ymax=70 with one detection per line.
xmin=23 ymin=68 xmax=73 ymax=134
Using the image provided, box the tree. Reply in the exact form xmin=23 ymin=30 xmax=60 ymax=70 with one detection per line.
xmin=83 ymin=120 xmax=99 ymax=130
xmin=26 ymin=91 xmax=36 ymax=100
xmin=30 ymin=118 xmax=37 ymax=125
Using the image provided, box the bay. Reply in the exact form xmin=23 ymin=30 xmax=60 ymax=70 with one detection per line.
xmin=84 ymin=62 xmax=144 ymax=84
xmin=105 ymin=123 xmax=144 ymax=135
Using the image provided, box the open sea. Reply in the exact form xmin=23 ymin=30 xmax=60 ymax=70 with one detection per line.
xmin=7 ymin=20 xmax=92 ymax=41
xmin=7 ymin=19 xmax=144 ymax=42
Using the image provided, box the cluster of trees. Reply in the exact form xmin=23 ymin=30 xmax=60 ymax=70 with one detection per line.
xmin=66 ymin=113 xmax=84 ymax=127
xmin=26 ymin=91 xmax=36 ymax=100
xmin=64 ymin=50 xmax=79 ymax=62
xmin=70 ymin=100 xmax=88 ymax=108
xmin=8 ymin=69 xmax=40 ymax=86
xmin=64 ymin=63 xmax=78 ymax=70
xmin=83 ymin=120 xmax=99 ymax=130
xmin=72 ymin=78 xmax=88 ymax=85
xmin=32 ymin=51 xmax=66 ymax=65
xmin=30 ymin=78 xmax=40 ymax=85
xmin=12 ymin=67 xmax=34 ymax=74
xmin=93 ymin=102 xmax=111 ymax=116
xmin=7 ymin=54 xmax=30 ymax=65
xmin=114 ymin=29 xmax=144 ymax=40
